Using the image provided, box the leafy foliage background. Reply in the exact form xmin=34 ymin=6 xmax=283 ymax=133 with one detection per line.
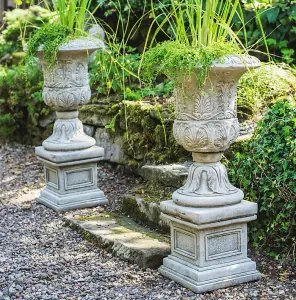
xmin=228 ymin=100 xmax=296 ymax=259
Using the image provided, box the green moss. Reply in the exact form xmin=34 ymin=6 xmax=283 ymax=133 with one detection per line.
xmin=120 ymin=100 xmax=190 ymax=165
xmin=121 ymin=194 xmax=169 ymax=233
xmin=75 ymin=211 xmax=169 ymax=242
xmin=133 ymin=183 xmax=174 ymax=203
xmin=79 ymin=103 xmax=120 ymax=118
xmin=76 ymin=212 xmax=118 ymax=221
xmin=142 ymin=40 xmax=241 ymax=88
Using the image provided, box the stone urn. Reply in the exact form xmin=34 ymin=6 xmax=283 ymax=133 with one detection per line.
xmin=172 ymin=55 xmax=260 ymax=206
xmin=35 ymin=38 xmax=108 ymax=211
xmin=159 ymin=55 xmax=262 ymax=293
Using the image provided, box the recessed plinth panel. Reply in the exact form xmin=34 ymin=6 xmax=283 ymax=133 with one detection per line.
xmin=36 ymin=146 xmax=108 ymax=212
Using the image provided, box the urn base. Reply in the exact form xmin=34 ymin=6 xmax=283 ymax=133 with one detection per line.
xmin=158 ymin=200 xmax=260 ymax=293
xmin=42 ymin=112 xmax=96 ymax=151
xmin=35 ymin=146 xmax=108 ymax=212
xmin=172 ymin=161 xmax=244 ymax=207
xmin=172 ymin=188 xmax=244 ymax=207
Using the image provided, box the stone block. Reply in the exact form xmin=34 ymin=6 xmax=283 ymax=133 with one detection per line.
xmin=160 ymin=200 xmax=258 ymax=225
xmin=83 ymin=125 xmax=95 ymax=137
xmin=94 ymin=128 xmax=127 ymax=164
xmin=140 ymin=163 xmax=190 ymax=188
xmin=79 ymin=104 xmax=114 ymax=127
xmin=158 ymin=200 xmax=260 ymax=293
xmin=121 ymin=194 xmax=169 ymax=232
xmin=36 ymin=146 xmax=107 ymax=211
xmin=64 ymin=213 xmax=170 ymax=269
xmin=39 ymin=112 xmax=56 ymax=128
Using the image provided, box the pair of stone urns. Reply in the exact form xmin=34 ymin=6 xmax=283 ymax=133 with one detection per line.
xmin=36 ymin=38 xmax=261 ymax=293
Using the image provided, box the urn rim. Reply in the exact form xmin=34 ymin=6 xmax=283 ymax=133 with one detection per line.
xmin=210 ymin=54 xmax=261 ymax=70
xmin=32 ymin=37 xmax=105 ymax=55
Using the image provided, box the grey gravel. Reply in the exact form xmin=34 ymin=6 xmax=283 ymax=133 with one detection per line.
xmin=0 ymin=143 xmax=295 ymax=299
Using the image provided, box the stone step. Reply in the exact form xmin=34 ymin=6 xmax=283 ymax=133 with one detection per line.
xmin=140 ymin=163 xmax=190 ymax=188
xmin=121 ymin=194 xmax=170 ymax=233
xmin=63 ymin=212 xmax=170 ymax=269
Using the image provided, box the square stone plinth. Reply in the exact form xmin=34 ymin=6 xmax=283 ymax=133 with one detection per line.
xmin=36 ymin=146 xmax=108 ymax=211
xmin=159 ymin=200 xmax=260 ymax=293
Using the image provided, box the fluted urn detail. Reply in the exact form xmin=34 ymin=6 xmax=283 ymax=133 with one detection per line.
xmin=37 ymin=38 xmax=105 ymax=151
xmin=172 ymin=55 xmax=260 ymax=207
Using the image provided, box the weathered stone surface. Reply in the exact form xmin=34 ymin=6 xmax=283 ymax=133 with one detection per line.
xmin=79 ymin=104 xmax=114 ymax=127
xmin=94 ymin=127 xmax=127 ymax=164
xmin=121 ymin=194 xmax=169 ymax=232
xmin=36 ymin=146 xmax=107 ymax=211
xmin=159 ymin=56 xmax=261 ymax=292
xmin=39 ymin=112 xmax=56 ymax=128
xmin=160 ymin=200 xmax=258 ymax=225
xmin=83 ymin=125 xmax=95 ymax=137
xmin=172 ymin=55 xmax=260 ymax=207
xmin=36 ymin=38 xmax=108 ymax=211
xmin=64 ymin=213 xmax=170 ymax=269
xmin=140 ymin=163 xmax=190 ymax=188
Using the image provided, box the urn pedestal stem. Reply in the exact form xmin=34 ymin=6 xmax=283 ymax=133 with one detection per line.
xmin=158 ymin=55 xmax=261 ymax=293
xmin=35 ymin=38 xmax=108 ymax=211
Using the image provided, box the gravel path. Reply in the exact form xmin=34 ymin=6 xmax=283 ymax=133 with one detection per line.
xmin=0 ymin=144 xmax=295 ymax=299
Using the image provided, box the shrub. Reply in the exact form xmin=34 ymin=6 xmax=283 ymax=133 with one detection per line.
xmin=237 ymin=0 xmax=296 ymax=64
xmin=89 ymin=46 xmax=140 ymax=96
xmin=0 ymin=6 xmax=52 ymax=59
xmin=0 ymin=61 xmax=48 ymax=140
xmin=89 ymin=45 xmax=173 ymax=100
xmin=228 ymin=99 xmax=296 ymax=259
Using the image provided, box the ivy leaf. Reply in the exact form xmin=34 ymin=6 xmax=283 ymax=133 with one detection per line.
xmin=283 ymin=125 xmax=291 ymax=135
xmin=267 ymin=38 xmax=277 ymax=46
xmin=281 ymin=48 xmax=295 ymax=57
xmin=278 ymin=40 xmax=288 ymax=48
xmin=266 ymin=7 xmax=280 ymax=24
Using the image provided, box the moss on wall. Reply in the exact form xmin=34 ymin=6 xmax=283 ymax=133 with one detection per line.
xmin=119 ymin=100 xmax=190 ymax=166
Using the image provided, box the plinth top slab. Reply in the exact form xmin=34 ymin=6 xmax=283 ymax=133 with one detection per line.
xmin=160 ymin=200 xmax=258 ymax=225
xmin=35 ymin=145 xmax=104 ymax=164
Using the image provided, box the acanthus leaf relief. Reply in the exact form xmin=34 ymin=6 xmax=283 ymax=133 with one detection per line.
xmin=178 ymin=162 xmax=238 ymax=196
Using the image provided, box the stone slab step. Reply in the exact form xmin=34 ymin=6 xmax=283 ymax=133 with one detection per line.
xmin=63 ymin=212 xmax=170 ymax=269
xmin=121 ymin=194 xmax=170 ymax=233
xmin=140 ymin=163 xmax=190 ymax=188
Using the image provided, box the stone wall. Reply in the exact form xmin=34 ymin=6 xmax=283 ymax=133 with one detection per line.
xmin=27 ymin=95 xmax=256 ymax=168
xmin=79 ymin=96 xmax=190 ymax=167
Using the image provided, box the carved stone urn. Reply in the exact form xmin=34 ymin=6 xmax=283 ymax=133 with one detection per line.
xmin=35 ymin=38 xmax=108 ymax=211
xmin=159 ymin=55 xmax=261 ymax=292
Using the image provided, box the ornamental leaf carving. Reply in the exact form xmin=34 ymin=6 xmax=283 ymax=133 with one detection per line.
xmin=179 ymin=162 xmax=237 ymax=196
xmin=173 ymin=119 xmax=240 ymax=152
xmin=42 ymin=86 xmax=91 ymax=111
xmin=194 ymin=94 xmax=212 ymax=120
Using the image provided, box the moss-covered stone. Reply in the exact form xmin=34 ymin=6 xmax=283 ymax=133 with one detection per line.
xmin=64 ymin=211 xmax=170 ymax=269
xmin=118 ymin=100 xmax=190 ymax=166
xmin=238 ymin=63 xmax=296 ymax=121
xmin=121 ymin=193 xmax=170 ymax=233
xmin=79 ymin=102 xmax=120 ymax=127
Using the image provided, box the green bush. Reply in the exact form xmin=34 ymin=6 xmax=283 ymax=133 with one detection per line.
xmin=228 ymin=99 xmax=296 ymax=259
xmin=89 ymin=45 xmax=173 ymax=100
xmin=0 ymin=61 xmax=49 ymax=140
xmin=0 ymin=6 xmax=52 ymax=59
xmin=237 ymin=0 xmax=296 ymax=63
